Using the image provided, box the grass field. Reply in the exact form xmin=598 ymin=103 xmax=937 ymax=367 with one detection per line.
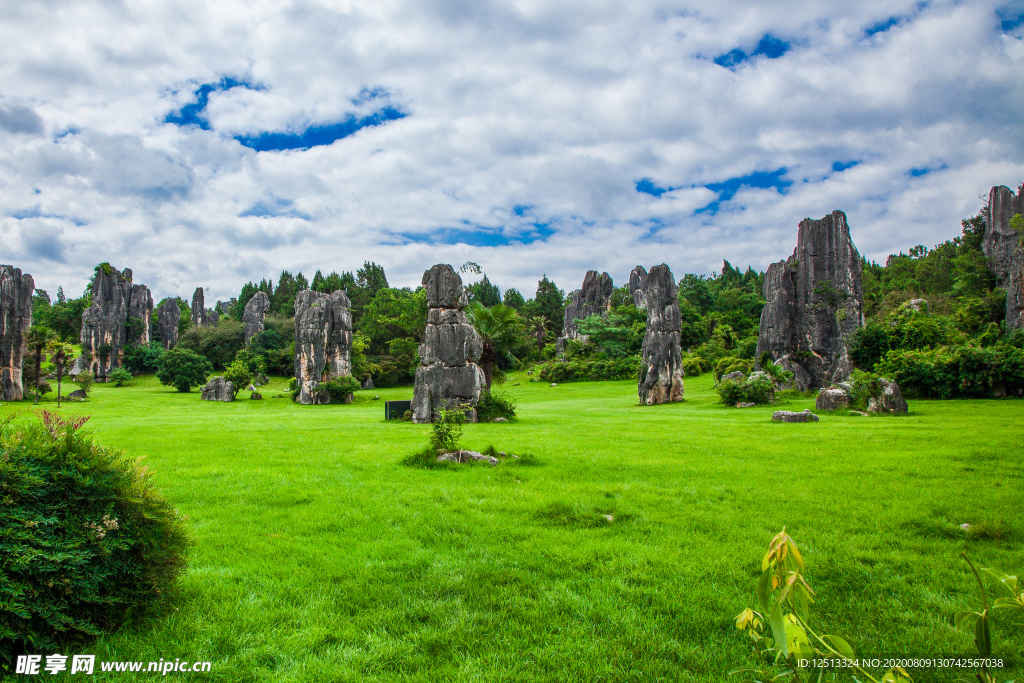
xmin=3 ymin=373 xmax=1023 ymax=682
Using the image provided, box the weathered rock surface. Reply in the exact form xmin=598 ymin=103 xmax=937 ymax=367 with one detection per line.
xmin=867 ymin=378 xmax=908 ymax=415
xmin=67 ymin=389 xmax=88 ymax=400
xmin=191 ymin=288 xmax=205 ymax=327
xmin=816 ymin=388 xmax=850 ymax=411
xmin=293 ymin=289 xmax=353 ymax=404
xmin=983 ymin=184 xmax=1024 ymax=328
xmin=437 ymin=450 xmax=499 ymax=466
xmin=756 ymin=211 xmax=864 ymax=390
xmin=250 ymin=392 xmax=263 ymax=400
xmin=1 ymin=265 xmax=34 ymax=401
xmin=80 ymin=265 xmax=152 ymax=380
xmin=201 ymin=376 xmax=234 ymax=401
xmin=772 ymin=409 xmax=820 ymax=423
xmin=906 ymin=299 xmax=928 ymax=313
xmin=157 ymin=298 xmax=180 ymax=349
xmin=412 ymin=265 xmax=485 ymax=423
xmin=561 ymin=271 xmax=614 ymax=342
xmin=735 ymin=402 xmax=756 ymax=408
xmin=629 ymin=264 xmax=685 ymax=404
xmin=362 ymin=377 xmax=375 ymax=390
xmin=243 ymin=292 xmax=270 ymax=345
xmin=721 ymin=371 xmax=745 ymax=382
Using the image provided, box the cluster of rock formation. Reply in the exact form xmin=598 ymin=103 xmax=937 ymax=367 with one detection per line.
xmin=79 ymin=265 xmax=153 ymax=379
xmin=983 ymin=184 xmax=1024 ymax=329
xmin=629 ymin=264 xmax=685 ymax=404
xmin=559 ymin=271 xmax=614 ymax=346
xmin=157 ymin=299 xmax=180 ymax=349
xmin=1 ymin=265 xmax=34 ymax=401
xmin=412 ymin=264 xmax=485 ymax=423
xmin=293 ymin=289 xmax=354 ymax=404
xmin=191 ymin=287 xmax=220 ymax=328
xmin=243 ymin=292 xmax=270 ymax=344
xmin=201 ymin=376 xmax=234 ymax=402
xmin=814 ymin=378 xmax=908 ymax=415
xmin=756 ymin=211 xmax=865 ymax=391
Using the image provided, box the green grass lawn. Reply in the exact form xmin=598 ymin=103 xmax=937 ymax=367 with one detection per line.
xmin=3 ymin=373 xmax=1023 ymax=682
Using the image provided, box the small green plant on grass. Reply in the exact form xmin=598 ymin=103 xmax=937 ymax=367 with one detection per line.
xmin=430 ymin=406 xmax=466 ymax=453
xmin=323 ymin=376 xmax=360 ymax=403
xmin=223 ymin=359 xmax=252 ymax=398
xmin=732 ymin=529 xmax=912 ymax=683
xmin=108 ymin=367 xmax=132 ymax=387
xmin=717 ymin=372 xmax=774 ymax=405
xmin=75 ymin=369 xmax=95 ymax=395
xmin=476 ymin=389 xmax=516 ymax=421
xmin=955 ymin=553 xmax=1024 ymax=683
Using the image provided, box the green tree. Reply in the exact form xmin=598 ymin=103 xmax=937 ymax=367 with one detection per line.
xmin=525 ymin=315 xmax=548 ymax=355
xmin=502 ymin=287 xmax=526 ymax=310
xmin=25 ymin=326 xmax=56 ymax=405
xmin=156 ymin=348 xmax=213 ymax=392
xmin=528 ymin=276 xmax=565 ymax=336
xmin=466 ymin=302 xmax=525 ymax=390
xmin=223 ymin=359 xmax=252 ymax=398
xmin=45 ymin=340 xmax=75 ymax=407
xmin=360 ymin=288 xmax=428 ymax=354
xmin=467 ymin=274 xmax=501 ymax=307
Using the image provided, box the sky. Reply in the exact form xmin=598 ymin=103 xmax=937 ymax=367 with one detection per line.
xmin=1 ymin=0 xmax=1023 ymax=304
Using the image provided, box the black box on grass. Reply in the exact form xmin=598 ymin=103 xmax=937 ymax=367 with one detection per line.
xmin=385 ymin=400 xmax=412 ymax=420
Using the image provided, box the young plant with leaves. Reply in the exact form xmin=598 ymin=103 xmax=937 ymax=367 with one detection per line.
xmin=955 ymin=553 xmax=1023 ymax=683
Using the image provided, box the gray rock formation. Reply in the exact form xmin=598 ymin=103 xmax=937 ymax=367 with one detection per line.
xmin=80 ymin=265 xmax=153 ymax=380
xmin=201 ymin=376 xmax=234 ymax=401
xmin=756 ymin=211 xmax=865 ymax=390
xmin=362 ymin=377 xmax=374 ymax=389
xmin=293 ymin=289 xmax=353 ymax=404
xmin=983 ymin=184 xmax=1024 ymax=328
xmin=191 ymin=287 xmax=205 ymax=327
xmin=412 ymin=264 xmax=485 ymax=423
xmin=243 ymin=292 xmax=270 ymax=345
xmin=560 ymin=271 xmax=614 ymax=342
xmin=157 ymin=299 xmax=180 ymax=349
xmin=1 ymin=265 xmax=34 ymax=401
xmin=815 ymin=388 xmax=850 ymax=411
xmin=207 ymin=308 xmax=220 ymax=326
xmin=772 ymin=409 xmax=820 ymax=423
xmin=867 ymin=378 xmax=908 ymax=415
xmin=629 ymin=264 xmax=685 ymax=404
xmin=67 ymin=389 xmax=88 ymax=400
xmin=217 ymin=301 xmax=230 ymax=315
xmin=721 ymin=371 xmax=745 ymax=382
xmin=436 ymin=450 xmax=499 ymax=465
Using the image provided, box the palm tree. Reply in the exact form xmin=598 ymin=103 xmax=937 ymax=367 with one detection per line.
xmin=46 ymin=340 xmax=75 ymax=408
xmin=466 ymin=302 xmax=525 ymax=391
xmin=761 ymin=359 xmax=795 ymax=388
xmin=526 ymin=315 xmax=548 ymax=355
xmin=25 ymin=325 xmax=56 ymax=404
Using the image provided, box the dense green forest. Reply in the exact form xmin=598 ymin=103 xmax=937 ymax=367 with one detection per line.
xmin=25 ymin=205 xmax=1024 ymax=397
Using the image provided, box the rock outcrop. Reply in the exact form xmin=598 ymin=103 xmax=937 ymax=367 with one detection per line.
xmin=756 ymin=211 xmax=864 ymax=390
xmin=772 ymin=409 xmax=820 ymax=423
xmin=293 ymin=289 xmax=353 ymax=404
xmin=867 ymin=378 xmax=908 ymax=415
xmin=815 ymin=388 xmax=850 ymax=411
xmin=201 ymin=376 xmax=234 ymax=401
xmin=243 ymin=292 xmax=270 ymax=345
xmin=560 ymin=271 xmax=614 ymax=343
xmin=1 ymin=265 xmax=34 ymax=401
xmin=191 ymin=287 xmax=206 ymax=327
xmin=80 ymin=265 xmax=152 ymax=379
xmin=629 ymin=264 xmax=685 ymax=404
xmin=412 ymin=265 xmax=485 ymax=423
xmin=983 ymin=184 xmax=1024 ymax=329
xmin=157 ymin=299 xmax=180 ymax=349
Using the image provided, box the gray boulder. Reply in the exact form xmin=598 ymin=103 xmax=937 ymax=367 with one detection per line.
xmin=629 ymin=264 xmax=685 ymax=404
xmin=772 ymin=409 xmax=820 ymax=423
xmin=437 ymin=450 xmax=499 ymax=466
xmin=1 ymin=265 xmax=34 ymax=401
xmin=250 ymin=392 xmax=263 ymax=400
xmin=735 ymin=402 xmax=755 ymax=408
xmin=983 ymin=185 xmax=1024 ymax=328
xmin=816 ymin=388 xmax=850 ymax=411
xmin=867 ymin=378 xmax=908 ymax=415
xmin=721 ymin=371 xmax=745 ymax=381
xmin=157 ymin=298 xmax=180 ymax=349
xmin=560 ymin=270 xmax=614 ymax=343
xmin=756 ymin=211 xmax=864 ymax=390
xmin=243 ymin=292 xmax=271 ymax=345
xmin=362 ymin=377 xmax=375 ymax=390
xmin=201 ymin=376 xmax=234 ymax=402
xmin=67 ymin=389 xmax=88 ymax=400
xmin=293 ymin=289 xmax=353 ymax=404
xmin=80 ymin=265 xmax=152 ymax=380
xmin=412 ymin=265 xmax=485 ymax=423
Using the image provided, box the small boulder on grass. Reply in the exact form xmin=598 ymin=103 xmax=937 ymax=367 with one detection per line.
xmin=772 ymin=409 xmax=819 ymax=423
xmin=250 ymin=392 xmax=263 ymax=400
xmin=867 ymin=378 xmax=908 ymax=415
xmin=815 ymin=388 xmax=849 ymax=411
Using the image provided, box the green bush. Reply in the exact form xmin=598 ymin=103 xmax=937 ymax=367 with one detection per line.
xmin=430 ymin=407 xmax=465 ymax=453
xmin=122 ymin=341 xmax=165 ymax=375
xmin=536 ymin=356 xmax=642 ymax=383
xmin=156 ymin=348 xmax=213 ymax=392
xmin=716 ymin=372 xmax=774 ymax=405
xmin=847 ymin=369 xmax=883 ymax=409
xmin=223 ymin=359 xmax=252 ymax=398
xmin=876 ymin=344 xmax=1024 ymax=398
xmin=108 ymin=367 xmax=133 ymax=387
xmin=713 ymin=357 xmax=753 ymax=381
xmin=0 ymin=412 xmax=189 ymax=660
xmin=74 ymin=370 xmax=95 ymax=395
xmin=323 ymin=376 xmax=361 ymax=403
xmin=174 ymin=320 xmax=245 ymax=370
xmin=476 ymin=390 xmax=516 ymax=421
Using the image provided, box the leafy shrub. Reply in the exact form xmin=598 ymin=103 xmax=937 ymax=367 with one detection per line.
xmin=430 ymin=406 xmax=465 ymax=453
xmin=846 ymin=369 xmax=883 ymax=409
xmin=34 ymin=380 xmax=53 ymax=397
xmin=108 ymin=367 xmax=133 ymax=387
xmin=681 ymin=354 xmax=709 ymax=377
xmin=876 ymin=344 xmax=1024 ymax=398
xmin=122 ymin=341 xmax=165 ymax=375
xmin=74 ymin=370 xmax=94 ymax=395
xmin=536 ymin=356 xmax=642 ymax=383
xmin=232 ymin=348 xmax=267 ymax=382
xmin=714 ymin=357 xmax=753 ymax=381
xmin=476 ymin=390 xmax=516 ymax=421
xmin=716 ymin=372 xmax=774 ymax=405
xmin=156 ymin=348 xmax=213 ymax=392
xmin=323 ymin=376 xmax=361 ymax=403
xmin=0 ymin=412 xmax=189 ymax=660
xmin=223 ymin=359 xmax=252 ymax=398
xmin=174 ymin=320 xmax=245 ymax=370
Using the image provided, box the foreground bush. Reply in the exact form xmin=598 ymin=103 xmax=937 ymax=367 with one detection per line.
xmin=716 ymin=372 xmax=774 ymax=405
xmin=156 ymin=347 xmax=213 ymax=392
xmin=0 ymin=413 xmax=189 ymax=661
xmin=536 ymin=356 xmax=642 ymax=383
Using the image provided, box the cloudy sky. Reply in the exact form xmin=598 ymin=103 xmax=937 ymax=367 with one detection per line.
xmin=1 ymin=0 xmax=1023 ymax=303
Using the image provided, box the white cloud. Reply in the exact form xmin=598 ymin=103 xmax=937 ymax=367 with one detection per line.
xmin=0 ymin=0 xmax=1021 ymax=303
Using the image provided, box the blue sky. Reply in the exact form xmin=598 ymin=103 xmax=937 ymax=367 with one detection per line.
xmin=1 ymin=0 xmax=1023 ymax=301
